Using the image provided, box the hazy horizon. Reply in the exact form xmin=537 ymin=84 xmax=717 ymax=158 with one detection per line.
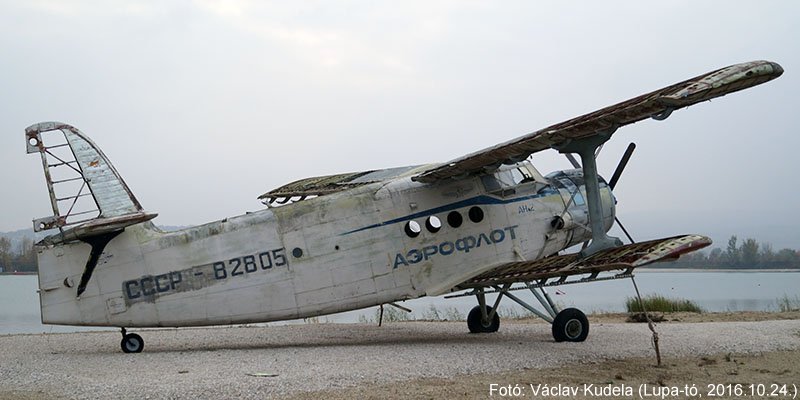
xmin=2 ymin=2 xmax=798 ymax=248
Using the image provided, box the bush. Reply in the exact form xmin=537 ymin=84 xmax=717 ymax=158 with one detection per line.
xmin=497 ymin=306 xmax=535 ymax=320
xmin=420 ymin=305 xmax=464 ymax=321
xmin=376 ymin=305 xmax=413 ymax=322
xmin=776 ymin=294 xmax=800 ymax=312
xmin=625 ymin=295 xmax=703 ymax=313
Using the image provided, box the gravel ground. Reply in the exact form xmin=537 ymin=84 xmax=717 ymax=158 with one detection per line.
xmin=1 ymin=320 xmax=799 ymax=399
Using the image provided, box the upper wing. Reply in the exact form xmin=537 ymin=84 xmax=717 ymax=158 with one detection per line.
xmin=456 ymin=234 xmax=711 ymax=289
xmin=413 ymin=60 xmax=783 ymax=184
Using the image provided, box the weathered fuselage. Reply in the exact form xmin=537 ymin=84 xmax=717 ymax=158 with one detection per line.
xmin=36 ymin=163 xmax=614 ymax=327
xmin=32 ymin=60 xmax=786 ymax=329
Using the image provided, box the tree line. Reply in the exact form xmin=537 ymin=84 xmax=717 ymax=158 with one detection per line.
xmin=0 ymin=236 xmax=37 ymax=273
xmin=1 ymin=234 xmax=799 ymax=273
xmin=657 ymin=235 xmax=800 ymax=269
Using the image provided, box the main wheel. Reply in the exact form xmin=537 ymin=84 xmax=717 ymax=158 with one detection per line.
xmin=121 ymin=333 xmax=144 ymax=353
xmin=552 ymin=308 xmax=589 ymax=342
xmin=467 ymin=305 xmax=500 ymax=333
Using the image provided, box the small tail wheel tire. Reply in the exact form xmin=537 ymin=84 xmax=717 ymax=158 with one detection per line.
xmin=552 ymin=308 xmax=589 ymax=342
xmin=121 ymin=333 xmax=144 ymax=353
xmin=467 ymin=305 xmax=500 ymax=333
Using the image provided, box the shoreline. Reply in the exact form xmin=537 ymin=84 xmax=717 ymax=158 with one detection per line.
xmin=2 ymin=310 xmax=799 ymax=337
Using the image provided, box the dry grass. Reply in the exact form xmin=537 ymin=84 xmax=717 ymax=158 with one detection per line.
xmin=626 ymin=294 xmax=703 ymax=313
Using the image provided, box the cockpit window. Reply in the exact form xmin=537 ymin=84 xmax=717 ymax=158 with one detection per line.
xmin=482 ymin=166 xmax=535 ymax=193
xmin=510 ymin=168 xmax=530 ymax=184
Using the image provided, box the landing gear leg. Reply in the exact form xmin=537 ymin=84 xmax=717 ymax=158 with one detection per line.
xmin=461 ymin=285 xmax=591 ymax=341
xmin=467 ymin=288 xmax=501 ymax=333
xmin=496 ymin=283 xmax=590 ymax=342
xmin=120 ymin=327 xmax=144 ymax=353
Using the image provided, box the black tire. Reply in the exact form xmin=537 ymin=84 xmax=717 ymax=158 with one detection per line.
xmin=121 ymin=333 xmax=144 ymax=353
xmin=467 ymin=305 xmax=500 ymax=333
xmin=552 ymin=308 xmax=589 ymax=342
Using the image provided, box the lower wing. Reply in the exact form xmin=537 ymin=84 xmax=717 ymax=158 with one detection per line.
xmin=457 ymin=234 xmax=711 ymax=289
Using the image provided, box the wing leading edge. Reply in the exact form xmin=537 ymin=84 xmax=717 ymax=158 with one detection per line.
xmin=413 ymin=60 xmax=783 ymax=184
xmin=456 ymin=234 xmax=711 ymax=289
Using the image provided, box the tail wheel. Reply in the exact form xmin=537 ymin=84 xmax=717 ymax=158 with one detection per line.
xmin=552 ymin=308 xmax=589 ymax=342
xmin=121 ymin=333 xmax=144 ymax=353
xmin=467 ymin=305 xmax=500 ymax=333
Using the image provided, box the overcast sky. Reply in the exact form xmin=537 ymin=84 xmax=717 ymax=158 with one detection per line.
xmin=1 ymin=1 xmax=798 ymax=249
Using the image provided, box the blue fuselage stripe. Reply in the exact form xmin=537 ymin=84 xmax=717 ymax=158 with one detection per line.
xmin=341 ymin=189 xmax=560 ymax=236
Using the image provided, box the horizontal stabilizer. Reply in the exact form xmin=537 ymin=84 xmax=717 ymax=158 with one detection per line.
xmin=37 ymin=213 xmax=157 ymax=246
xmin=457 ymin=234 xmax=711 ymax=289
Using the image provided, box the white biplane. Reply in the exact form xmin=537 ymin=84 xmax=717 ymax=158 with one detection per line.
xmin=25 ymin=60 xmax=782 ymax=353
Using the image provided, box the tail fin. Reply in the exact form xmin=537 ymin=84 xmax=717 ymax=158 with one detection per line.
xmin=26 ymin=122 xmax=156 ymax=243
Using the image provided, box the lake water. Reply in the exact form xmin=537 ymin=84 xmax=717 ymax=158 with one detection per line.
xmin=1 ymin=271 xmax=798 ymax=335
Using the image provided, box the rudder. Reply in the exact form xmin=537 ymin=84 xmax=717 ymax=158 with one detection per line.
xmin=25 ymin=122 xmax=156 ymax=242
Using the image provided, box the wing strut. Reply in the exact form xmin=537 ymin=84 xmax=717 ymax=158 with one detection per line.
xmin=554 ymin=131 xmax=623 ymax=257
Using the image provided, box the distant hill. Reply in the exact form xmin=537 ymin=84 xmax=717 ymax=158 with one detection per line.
xmin=0 ymin=228 xmax=39 ymax=253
